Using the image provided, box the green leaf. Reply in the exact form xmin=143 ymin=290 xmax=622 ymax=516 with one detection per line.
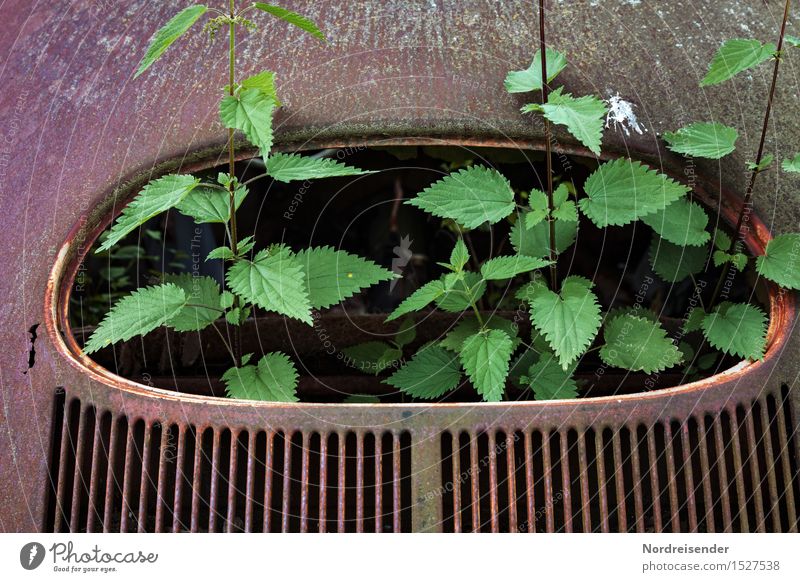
xmin=713 ymin=250 xmax=748 ymax=271
xmin=164 ymin=274 xmax=221 ymax=332
xmin=747 ymin=154 xmax=774 ymax=172
xmin=504 ymin=48 xmax=568 ymax=93
xmin=207 ymin=246 xmax=235 ymax=261
xmin=266 ymin=152 xmax=374 ymax=183
xmin=755 ymin=233 xmax=800 ymax=289
xmin=385 ymin=279 xmax=446 ymax=322
xmin=781 ymin=153 xmax=800 ymax=173
xmin=344 ymin=394 xmax=380 ymax=403
xmin=510 ymin=215 xmax=577 ymax=257
xmin=460 ymin=329 xmax=514 ymax=402
xmin=395 ymin=317 xmax=417 ymax=347
xmin=662 ymin=122 xmax=738 ymax=159
xmin=579 ymin=158 xmax=690 ymax=228
xmin=552 ymin=200 xmax=578 ymax=222
xmin=341 ymin=342 xmax=402 ymax=375
xmin=406 ymin=166 xmax=515 ymax=229
xmin=84 ymin=284 xmax=187 ymax=353
xmin=449 ymin=238 xmax=470 ymax=272
xmin=175 ymin=182 xmax=247 ymax=224
xmin=683 ymin=307 xmax=706 ymax=333
xmin=222 ymin=352 xmax=299 ymax=402
xmin=219 ymin=88 xmax=275 ymax=159
xmin=241 ymin=71 xmax=281 ymax=106
xmin=534 ymin=87 xmax=607 ymax=155
xmin=702 ymin=302 xmax=767 ymax=360
xmin=701 ymin=39 xmax=777 ymax=86
xmin=435 ymin=272 xmax=486 ymax=312
xmin=509 ymin=349 xmax=539 ymax=388
xmin=220 ymin=291 xmax=235 ymax=309
xmin=529 ymin=276 xmax=602 ymax=369
xmin=226 ymin=245 xmax=312 ymax=323
xmin=439 ymin=316 xmax=521 ymax=352
xmin=787 ymin=35 xmax=800 ymax=48
xmin=522 ymin=353 xmax=579 ymax=400
xmin=714 ymin=230 xmax=732 ymax=251
xmin=600 ymin=313 xmax=683 ymax=373
xmin=238 ymin=235 xmax=256 ymax=255
xmin=642 ymin=198 xmax=710 ymax=247
xmin=525 ymin=189 xmax=549 ymax=228
xmin=295 ymin=246 xmax=394 ymax=309
xmin=480 ymin=255 xmax=551 ymax=280
xmin=134 ymin=5 xmax=208 ymax=78
xmin=97 ymin=175 xmax=200 ymax=252
xmin=385 ymin=345 xmax=462 ymax=399
xmin=253 ymin=3 xmax=326 ymax=42
xmin=649 ymin=236 xmax=708 ymax=283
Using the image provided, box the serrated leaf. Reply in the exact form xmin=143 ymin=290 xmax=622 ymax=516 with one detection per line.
xmin=386 ymin=279 xmax=446 ymax=322
xmin=241 ymin=71 xmax=281 ymax=106
xmin=460 ymin=329 xmax=514 ymax=402
xmin=701 ymin=39 xmax=776 ymax=86
xmin=253 ymin=3 xmax=326 ymax=42
xmin=649 ymin=236 xmax=708 ymax=283
xmin=713 ymin=230 xmax=732 ymax=251
xmin=510 ymin=215 xmax=577 ymax=257
xmin=480 ymin=255 xmax=551 ymax=280
xmin=135 ymin=5 xmax=208 ymax=78
xmin=222 ymin=352 xmax=299 ymax=402
xmin=97 ymin=175 xmax=200 ymax=252
xmin=522 ymin=353 xmax=579 ymax=400
xmin=266 ymin=152 xmax=373 ymax=183
xmin=529 ymin=276 xmax=602 ymax=369
xmin=747 ymin=153 xmax=774 ymax=172
xmin=600 ymin=313 xmax=683 ymax=373
xmin=642 ymin=198 xmax=710 ymax=247
xmin=220 ymin=290 xmax=235 ymax=309
xmin=439 ymin=316 xmax=521 ymax=352
xmin=207 ymin=246 xmax=235 ymax=261
xmin=713 ymin=250 xmax=748 ymax=271
xmin=238 ymin=235 xmax=256 ymax=255
xmin=755 ymin=233 xmax=800 ymax=290
xmin=504 ymin=47 xmax=568 ymax=93
xmin=702 ymin=302 xmax=767 ymax=360
xmin=787 ymin=35 xmax=800 ymax=48
xmin=395 ymin=317 xmax=417 ymax=347
xmin=525 ymin=189 xmax=549 ymax=228
xmin=579 ymin=158 xmax=690 ymax=228
xmin=536 ymin=87 xmax=607 ymax=155
xmin=551 ymin=200 xmax=578 ymax=222
xmin=176 ymin=183 xmax=247 ymax=224
xmin=663 ymin=122 xmax=738 ymax=159
xmin=164 ymin=273 xmax=221 ymax=332
xmin=295 ymin=246 xmax=394 ymax=309
xmin=782 ymin=153 xmax=800 ymax=173
xmin=509 ymin=349 xmax=539 ymax=388
xmin=435 ymin=272 xmax=486 ymax=312
xmin=341 ymin=341 xmax=402 ymax=375
xmin=227 ymin=245 xmax=312 ymax=323
xmin=384 ymin=345 xmax=462 ymax=399
xmin=219 ymin=88 xmax=275 ymax=159
xmin=449 ymin=238 xmax=470 ymax=272
xmin=683 ymin=307 xmax=706 ymax=333
xmin=84 ymin=284 xmax=187 ymax=353
xmin=406 ymin=166 xmax=515 ymax=229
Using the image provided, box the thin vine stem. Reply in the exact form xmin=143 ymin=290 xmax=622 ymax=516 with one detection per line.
xmin=228 ymin=0 xmax=242 ymax=367
xmin=708 ymin=0 xmax=791 ymax=308
xmin=539 ymin=0 xmax=558 ymax=290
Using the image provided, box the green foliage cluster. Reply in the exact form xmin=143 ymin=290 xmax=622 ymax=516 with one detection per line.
xmin=86 ymin=4 xmax=800 ymax=404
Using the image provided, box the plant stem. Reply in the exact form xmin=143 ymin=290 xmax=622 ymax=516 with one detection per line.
xmin=539 ymin=0 xmax=557 ymax=290
xmin=228 ymin=0 xmax=242 ymax=367
xmin=708 ymin=0 xmax=791 ymax=308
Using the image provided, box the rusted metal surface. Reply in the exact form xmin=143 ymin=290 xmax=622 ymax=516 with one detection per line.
xmin=1 ymin=0 xmax=799 ymax=532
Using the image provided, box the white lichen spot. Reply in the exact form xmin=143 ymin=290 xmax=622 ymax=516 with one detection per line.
xmin=605 ymin=93 xmax=646 ymax=136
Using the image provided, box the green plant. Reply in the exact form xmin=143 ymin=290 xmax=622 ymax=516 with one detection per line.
xmin=83 ymin=2 xmax=394 ymax=401
xmin=357 ymin=1 xmax=800 ymax=403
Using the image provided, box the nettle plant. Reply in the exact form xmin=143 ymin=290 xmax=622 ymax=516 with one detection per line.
xmin=345 ymin=2 xmax=800 ymax=403
xmin=83 ymin=3 xmax=395 ymax=401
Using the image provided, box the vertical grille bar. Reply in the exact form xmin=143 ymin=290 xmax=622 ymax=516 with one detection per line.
xmin=594 ymin=431 xmax=609 ymax=533
xmin=523 ymin=431 xmax=536 ymax=533
xmin=728 ymin=413 xmax=749 ymax=531
xmin=775 ymin=395 xmax=798 ymax=532
xmin=506 ymin=432 xmax=518 ymax=532
xmin=487 ymin=432 xmax=499 ymax=532
xmin=758 ymin=402 xmax=781 ymax=531
xmin=85 ymin=410 xmax=104 ymax=532
xmin=629 ymin=427 xmax=645 ymax=533
xmin=696 ymin=419 xmax=715 ymax=532
xmin=577 ymin=432 xmax=591 ymax=532
xmin=542 ymin=432 xmax=555 ymax=532
xmin=171 ymin=426 xmax=187 ymax=533
xmin=244 ymin=431 xmax=256 ymax=532
xmin=742 ymin=407 xmax=766 ymax=531
xmin=136 ymin=423 xmax=152 ymax=533
xmin=375 ymin=433 xmax=384 ymax=533
xmin=679 ymin=423 xmax=698 ymax=531
xmin=299 ymin=432 xmax=310 ymax=533
xmin=356 ymin=432 xmax=365 ymax=532
xmin=262 ymin=431 xmax=274 ymax=533
xmin=559 ymin=433 xmax=573 ymax=533
xmin=318 ymin=433 xmax=328 ymax=532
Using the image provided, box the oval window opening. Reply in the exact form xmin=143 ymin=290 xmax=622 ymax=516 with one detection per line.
xmin=66 ymin=143 xmax=775 ymax=403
